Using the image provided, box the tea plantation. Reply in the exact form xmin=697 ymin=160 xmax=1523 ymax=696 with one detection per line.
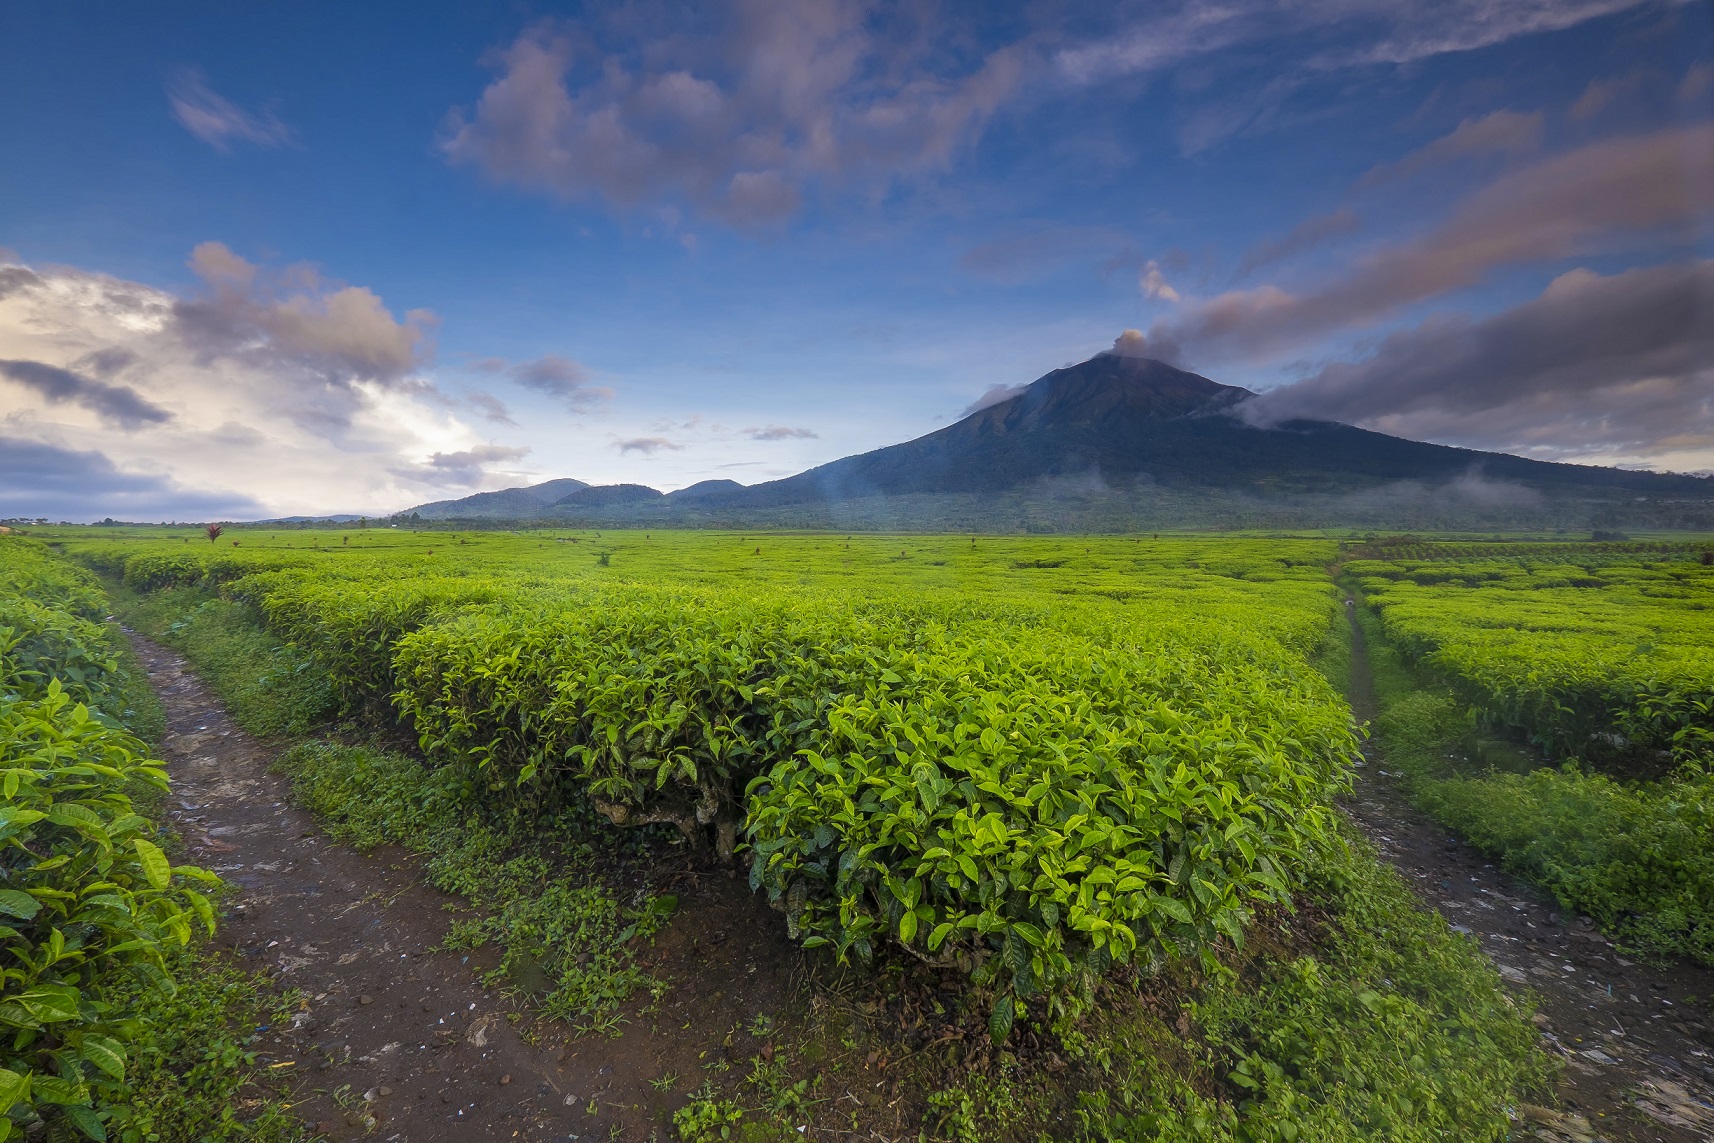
xmin=23 ymin=524 xmax=1712 ymax=1137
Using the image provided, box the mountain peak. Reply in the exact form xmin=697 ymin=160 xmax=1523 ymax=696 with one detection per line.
xmin=976 ymin=352 xmax=1251 ymax=430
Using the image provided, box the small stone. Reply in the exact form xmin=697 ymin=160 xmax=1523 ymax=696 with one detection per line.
xmin=500 ymin=1074 xmax=511 ymax=1085
xmin=378 ymin=1086 xmax=393 ymax=1097
xmin=359 ymin=995 xmax=375 ymax=1005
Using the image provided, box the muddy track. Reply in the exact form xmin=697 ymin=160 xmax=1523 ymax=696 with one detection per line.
xmin=134 ymin=632 xmax=796 ymax=1142
xmin=1340 ymin=604 xmax=1714 ymax=1143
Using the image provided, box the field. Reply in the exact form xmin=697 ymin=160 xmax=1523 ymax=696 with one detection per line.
xmin=8 ymin=523 xmax=1713 ymax=1139
xmin=1343 ymin=538 xmax=1714 ymax=967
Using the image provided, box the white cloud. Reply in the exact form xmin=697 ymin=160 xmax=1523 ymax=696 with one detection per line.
xmin=0 ymin=250 xmax=528 ymax=519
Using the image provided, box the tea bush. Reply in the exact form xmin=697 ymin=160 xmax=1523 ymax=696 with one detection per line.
xmin=0 ymin=540 xmax=218 ymax=1139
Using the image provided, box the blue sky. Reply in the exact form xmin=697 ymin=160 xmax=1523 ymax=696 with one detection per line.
xmin=1 ymin=0 xmax=1710 ymax=519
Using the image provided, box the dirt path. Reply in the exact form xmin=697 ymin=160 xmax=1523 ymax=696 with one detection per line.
xmin=135 ymin=633 xmax=797 ymax=1142
xmin=1340 ymin=603 xmax=1714 ymax=1143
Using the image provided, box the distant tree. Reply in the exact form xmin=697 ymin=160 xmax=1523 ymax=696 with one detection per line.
xmin=206 ymin=523 xmax=223 ymax=543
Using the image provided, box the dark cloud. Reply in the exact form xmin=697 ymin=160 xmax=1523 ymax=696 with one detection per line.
xmin=510 ymin=354 xmax=612 ymax=412
xmin=464 ymin=391 xmax=518 ymax=425
xmin=744 ymin=424 xmax=817 ymax=440
xmin=391 ymin=444 xmax=533 ymax=488
xmin=1358 ymin=109 xmax=1543 ymax=185
xmin=0 ymin=358 xmax=173 ymax=429
xmin=168 ymin=70 xmax=294 ymax=152
xmin=1239 ymin=208 xmax=1361 ymax=275
xmin=73 ymin=347 xmax=140 ymax=378
xmin=440 ymin=7 xmax=1027 ymax=225
xmin=1243 ymin=260 xmax=1714 ymax=462
xmin=615 ymin=436 xmax=682 ymax=454
xmin=0 ymin=436 xmax=263 ymax=521
xmin=1150 ymin=125 xmax=1714 ymax=363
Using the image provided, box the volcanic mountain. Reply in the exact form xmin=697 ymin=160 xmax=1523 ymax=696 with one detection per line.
xmin=404 ymin=351 xmax=1712 ymax=529
xmin=716 ymin=352 xmax=1707 ymax=506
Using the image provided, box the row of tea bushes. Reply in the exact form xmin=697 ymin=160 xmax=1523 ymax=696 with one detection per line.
xmin=1352 ymin=554 xmax=1714 ymax=767
xmin=249 ymin=566 xmax=1358 ymax=1026
xmin=0 ymin=539 xmax=216 ymax=1138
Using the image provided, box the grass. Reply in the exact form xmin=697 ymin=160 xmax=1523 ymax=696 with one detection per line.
xmin=276 ymin=741 xmax=674 ymax=1034
xmin=107 ymin=945 xmax=311 ymax=1143
xmin=110 ymin=582 xmax=338 ymax=738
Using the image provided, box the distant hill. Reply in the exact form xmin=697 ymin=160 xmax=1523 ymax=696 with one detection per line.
xmin=411 ymin=477 xmax=589 ymax=520
xmin=549 ymin=484 xmax=662 ymax=509
xmin=397 ymin=353 xmax=1714 ymax=532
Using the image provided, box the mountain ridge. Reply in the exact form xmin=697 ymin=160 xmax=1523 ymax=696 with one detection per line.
xmin=399 ymin=354 xmax=1713 ymax=531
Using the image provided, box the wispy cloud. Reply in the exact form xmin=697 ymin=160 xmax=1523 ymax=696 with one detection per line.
xmin=1054 ymin=1 xmax=1665 ymax=84
xmin=960 ymin=383 xmax=1028 ymax=417
xmin=463 ymin=390 xmax=517 ymax=425
xmin=1239 ymin=208 xmax=1361 ymax=275
xmin=1147 ymin=124 xmax=1714 ymax=363
xmin=1358 ymin=109 xmax=1543 ymax=185
xmin=744 ymin=424 xmax=817 ymax=440
xmin=615 ymin=436 xmax=682 ymax=454
xmin=393 ymin=444 xmax=532 ymax=487
xmin=168 ymin=70 xmax=294 ymax=152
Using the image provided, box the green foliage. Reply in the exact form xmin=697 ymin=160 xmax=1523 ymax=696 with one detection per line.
xmin=673 ymin=1095 xmax=745 ymax=1142
xmin=1353 ymin=546 xmax=1714 ymax=766
xmin=106 ymin=947 xmax=308 ymax=1142
xmin=747 ymin=623 xmax=1354 ymax=1018
xmin=65 ymin=533 xmax=1364 ymax=1023
xmin=1421 ymin=767 xmax=1714 ymax=965
xmin=114 ymin=589 xmax=338 ymax=739
xmin=1350 ymin=545 xmax=1714 ymax=966
xmin=52 ymin=528 xmax=1557 ymax=1135
xmin=1068 ymin=836 xmax=1551 ymax=1143
xmin=0 ymin=540 xmax=222 ymax=1139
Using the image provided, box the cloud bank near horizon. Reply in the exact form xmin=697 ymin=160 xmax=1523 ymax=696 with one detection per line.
xmin=0 ymin=248 xmax=532 ymax=521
